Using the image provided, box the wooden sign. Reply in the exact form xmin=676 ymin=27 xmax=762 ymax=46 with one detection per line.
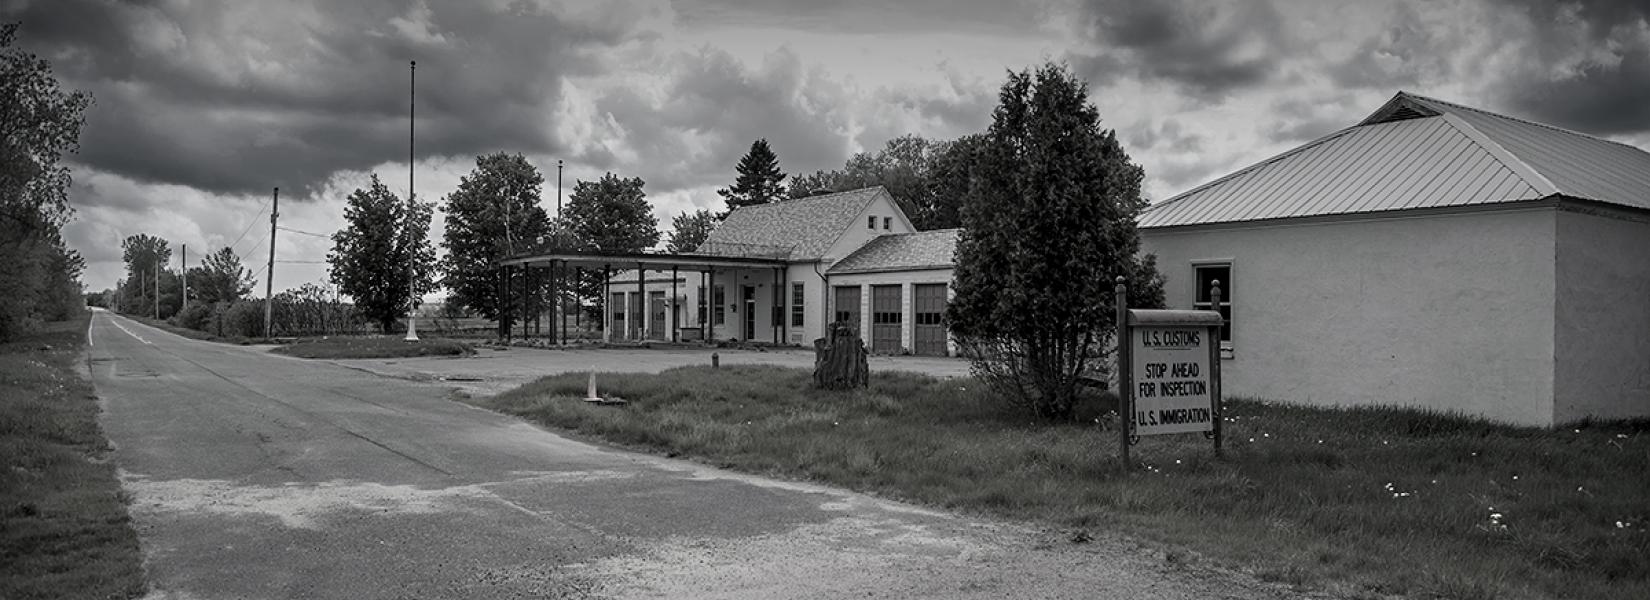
xmin=1113 ymin=277 xmax=1225 ymax=468
xmin=1131 ymin=325 xmax=1216 ymax=435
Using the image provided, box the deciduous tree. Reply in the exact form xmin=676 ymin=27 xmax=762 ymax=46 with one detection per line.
xmin=788 ymin=133 xmax=985 ymax=230
xmin=564 ymin=173 xmax=659 ymax=252
xmin=717 ymin=139 xmax=787 ymax=216
xmin=666 ymin=209 xmax=716 ymax=253
xmin=327 ymin=175 xmax=437 ymax=333
xmin=118 ymin=233 xmax=171 ymax=315
xmin=0 ymin=22 xmax=91 ymax=339
xmin=441 ymin=153 xmax=552 ymax=320
xmin=947 ymin=62 xmax=1164 ymax=421
xmin=563 ymin=172 xmax=660 ymax=322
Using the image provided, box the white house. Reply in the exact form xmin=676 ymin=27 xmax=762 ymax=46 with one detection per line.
xmin=1137 ymin=92 xmax=1650 ymax=427
xmin=503 ymin=186 xmax=960 ymax=356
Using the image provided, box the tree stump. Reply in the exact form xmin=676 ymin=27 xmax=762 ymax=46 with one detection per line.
xmin=813 ymin=321 xmax=869 ymax=389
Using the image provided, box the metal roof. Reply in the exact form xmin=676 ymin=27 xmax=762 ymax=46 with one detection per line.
xmin=700 ymin=186 xmax=889 ymax=261
xmin=1140 ymin=92 xmax=1650 ymax=228
xmin=826 ymin=229 xmax=958 ymax=274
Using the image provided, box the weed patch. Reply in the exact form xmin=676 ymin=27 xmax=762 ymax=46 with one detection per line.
xmin=472 ymin=366 xmax=1650 ymax=599
xmin=273 ymin=337 xmax=474 ymax=359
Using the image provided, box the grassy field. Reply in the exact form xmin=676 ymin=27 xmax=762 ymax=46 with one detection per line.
xmin=0 ymin=313 xmax=147 ymax=599
xmin=470 ymin=365 xmax=1649 ymax=600
xmin=272 ymin=336 xmax=474 ymax=359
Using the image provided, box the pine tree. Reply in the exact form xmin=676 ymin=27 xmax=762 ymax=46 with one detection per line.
xmin=717 ymin=139 xmax=788 ymax=217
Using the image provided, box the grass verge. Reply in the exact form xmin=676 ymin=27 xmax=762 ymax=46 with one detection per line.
xmin=272 ymin=336 xmax=474 ymax=359
xmin=0 ymin=312 xmax=146 ymax=599
xmin=470 ymin=365 xmax=1649 ymax=600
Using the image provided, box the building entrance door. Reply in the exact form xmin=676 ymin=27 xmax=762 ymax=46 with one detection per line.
xmin=742 ymin=285 xmax=756 ymax=342
xmin=649 ymin=291 xmax=666 ymax=340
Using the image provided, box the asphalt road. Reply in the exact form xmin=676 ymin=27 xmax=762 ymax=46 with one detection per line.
xmin=88 ymin=310 xmax=1304 ymax=599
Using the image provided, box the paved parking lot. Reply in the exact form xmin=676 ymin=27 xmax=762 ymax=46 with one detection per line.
xmin=326 ymin=345 xmax=974 ymax=396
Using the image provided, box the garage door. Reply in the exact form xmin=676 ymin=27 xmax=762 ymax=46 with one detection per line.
xmin=871 ymin=285 xmax=902 ymax=354
xmin=833 ymin=286 xmax=861 ymax=338
xmin=913 ymin=283 xmax=947 ymax=356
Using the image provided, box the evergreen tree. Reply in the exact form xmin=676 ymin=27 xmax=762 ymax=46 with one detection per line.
xmin=717 ymin=139 xmax=787 ymax=217
xmin=947 ymin=63 xmax=1164 ymax=420
xmin=327 ymin=175 xmax=437 ymax=333
xmin=187 ymin=247 xmax=254 ymax=305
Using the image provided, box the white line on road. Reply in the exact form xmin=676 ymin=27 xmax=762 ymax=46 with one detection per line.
xmin=87 ymin=312 xmax=95 ymax=346
xmin=109 ymin=316 xmax=152 ymax=345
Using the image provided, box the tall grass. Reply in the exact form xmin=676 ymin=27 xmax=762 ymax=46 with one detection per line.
xmin=0 ymin=313 xmax=146 ymax=599
xmin=474 ymin=365 xmax=1649 ymax=600
xmin=272 ymin=336 xmax=474 ymax=359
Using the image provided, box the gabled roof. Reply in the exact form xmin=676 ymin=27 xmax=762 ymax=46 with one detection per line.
xmin=1140 ymin=91 xmax=1650 ymax=228
xmin=827 ymin=229 xmax=958 ymax=274
xmin=700 ymin=186 xmax=888 ymax=262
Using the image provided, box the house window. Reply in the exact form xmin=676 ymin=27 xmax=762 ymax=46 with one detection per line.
xmin=868 ymin=215 xmax=877 ymax=229
xmin=790 ymin=282 xmax=805 ymax=327
xmin=883 ymin=217 xmax=891 ymax=230
xmin=697 ymin=285 xmax=706 ymax=325
xmin=1193 ymin=263 xmax=1232 ymax=344
xmin=714 ymin=285 xmax=726 ymax=325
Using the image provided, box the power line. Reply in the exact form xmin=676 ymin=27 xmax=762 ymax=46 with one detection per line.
xmin=277 ymin=225 xmax=330 ymax=239
xmin=276 ymin=259 xmax=327 ymax=264
xmin=227 ymin=197 xmax=272 ymax=255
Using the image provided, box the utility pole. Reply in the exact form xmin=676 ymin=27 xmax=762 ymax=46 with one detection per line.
xmin=265 ymin=187 xmax=278 ymax=339
xmin=557 ymin=159 xmax=563 ymax=219
xmin=181 ymin=244 xmax=187 ymax=313
xmin=153 ymin=261 xmax=159 ymax=319
xmin=405 ymin=60 xmax=419 ymax=341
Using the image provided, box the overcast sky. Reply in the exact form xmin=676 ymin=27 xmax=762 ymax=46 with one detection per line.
xmin=7 ymin=0 xmax=1648 ymax=294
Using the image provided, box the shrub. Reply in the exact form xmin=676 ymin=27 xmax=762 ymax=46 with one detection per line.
xmin=171 ymin=303 xmax=214 ymax=332
xmin=220 ymin=300 xmax=265 ymax=339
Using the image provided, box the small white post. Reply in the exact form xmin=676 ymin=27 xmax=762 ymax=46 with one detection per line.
xmin=585 ymin=370 xmax=600 ymax=402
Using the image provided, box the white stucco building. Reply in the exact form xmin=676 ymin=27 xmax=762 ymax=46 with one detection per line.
xmin=1138 ymin=92 xmax=1650 ymax=427
xmin=498 ymin=91 xmax=1648 ymax=426
xmin=502 ymin=187 xmax=959 ymax=356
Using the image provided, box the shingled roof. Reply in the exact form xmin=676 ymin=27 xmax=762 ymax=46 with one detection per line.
xmin=827 ymin=229 xmax=958 ymax=274
xmin=700 ymin=187 xmax=889 ymax=262
xmin=1140 ymin=91 xmax=1650 ymax=229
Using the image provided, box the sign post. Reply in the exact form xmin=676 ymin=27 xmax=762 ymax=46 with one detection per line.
xmin=1115 ymin=279 xmax=1224 ymax=470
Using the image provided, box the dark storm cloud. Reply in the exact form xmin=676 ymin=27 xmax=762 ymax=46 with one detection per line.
xmin=1490 ymin=0 xmax=1650 ymax=135
xmin=4 ymin=0 xmax=647 ymax=199
xmin=1069 ymin=0 xmax=1289 ymax=102
xmin=673 ymin=0 xmax=1051 ymax=36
